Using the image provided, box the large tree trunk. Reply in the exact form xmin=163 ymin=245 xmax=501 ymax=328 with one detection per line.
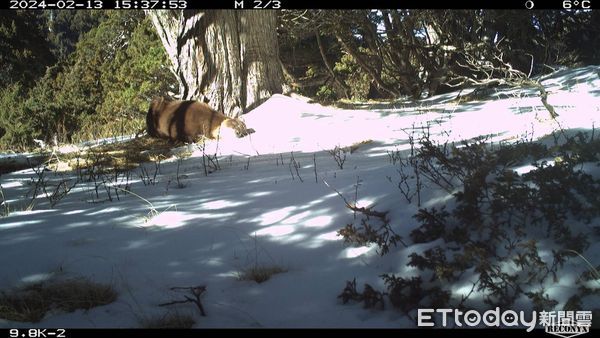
xmin=147 ymin=10 xmax=285 ymax=117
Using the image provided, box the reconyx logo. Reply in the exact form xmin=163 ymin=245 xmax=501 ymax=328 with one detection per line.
xmin=540 ymin=310 xmax=592 ymax=338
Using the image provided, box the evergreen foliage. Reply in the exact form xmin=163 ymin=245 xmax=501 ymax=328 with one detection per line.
xmin=0 ymin=11 xmax=175 ymax=150
xmin=280 ymin=10 xmax=599 ymax=101
xmin=0 ymin=11 xmax=55 ymax=89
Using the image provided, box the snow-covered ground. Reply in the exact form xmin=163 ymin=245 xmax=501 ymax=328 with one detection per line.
xmin=0 ymin=66 xmax=599 ymax=328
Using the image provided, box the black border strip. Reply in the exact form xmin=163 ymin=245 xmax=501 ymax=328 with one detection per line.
xmin=1 ymin=0 xmax=593 ymax=10
xmin=0 ymin=328 xmax=553 ymax=338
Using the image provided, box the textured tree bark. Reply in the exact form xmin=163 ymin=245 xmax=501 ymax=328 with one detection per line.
xmin=147 ymin=10 xmax=285 ymax=117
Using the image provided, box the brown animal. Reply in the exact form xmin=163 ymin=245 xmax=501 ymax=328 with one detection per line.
xmin=146 ymin=97 xmax=253 ymax=142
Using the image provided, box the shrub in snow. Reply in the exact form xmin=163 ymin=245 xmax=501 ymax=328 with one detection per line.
xmin=340 ymin=131 xmax=600 ymax=315
xmin=398 ymin=133 xmax=600 ymax=311
xmin=338 ymin=278 xmax=385 ymax=310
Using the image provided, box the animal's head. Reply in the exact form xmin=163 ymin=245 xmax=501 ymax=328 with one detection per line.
xmin=218 ymin=118 xmax=255 ymax=139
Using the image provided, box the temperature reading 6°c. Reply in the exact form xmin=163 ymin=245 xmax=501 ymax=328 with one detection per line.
xmin=563 ymin=0 xmax=592 ymax=8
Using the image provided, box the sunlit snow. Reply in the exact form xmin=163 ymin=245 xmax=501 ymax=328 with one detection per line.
xmin=0 ymin=66 xmax=599 ymax=328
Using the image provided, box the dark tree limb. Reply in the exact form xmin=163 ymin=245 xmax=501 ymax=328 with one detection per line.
xmin=334 ymin=32 xmax=400 ymax=98
xmin=315 ymin=31 xmax=350 ymax=99
xmin=159 ymin=285 xmax=207 ymax=316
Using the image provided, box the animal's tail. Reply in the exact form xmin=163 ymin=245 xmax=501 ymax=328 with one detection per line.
xmin=146 ymin=103 xmax=158 ymax=138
